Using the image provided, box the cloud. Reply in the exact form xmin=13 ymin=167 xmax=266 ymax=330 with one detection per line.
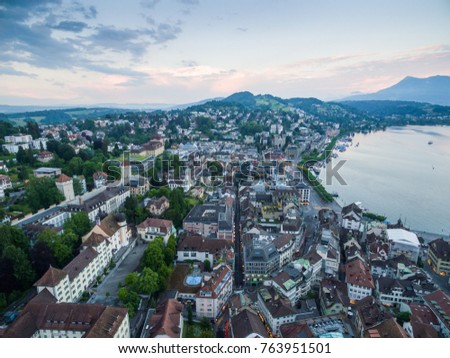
xmin=140 ymin=0 xmax=161 ymax=9
xmin=0 ymin=66 xmax=36 ymax=78
xmin=149 ymin=22 xmax=182 ymax=43
xmin=236 ymin=27 xmax=248 ymax=32
xmin=51 ymin=20 xmax=88 ymax=32
xmin=178 ymin=0 xmax=199 ymax=5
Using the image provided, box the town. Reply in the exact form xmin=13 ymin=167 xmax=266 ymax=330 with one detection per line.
xmin=0 ymin=94 xmax=449 ymax=339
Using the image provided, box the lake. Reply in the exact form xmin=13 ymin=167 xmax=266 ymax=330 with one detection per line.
xmin=319 ymin=125 xmax=450 ymax=234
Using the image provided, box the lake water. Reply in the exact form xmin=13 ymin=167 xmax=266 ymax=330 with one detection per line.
xmin=319 ymin=125 xmax=450 ymax=234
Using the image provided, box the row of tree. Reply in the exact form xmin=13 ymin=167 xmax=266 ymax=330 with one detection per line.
xmin=0 ymin=212 xmax=91 ymax=309
xmin=118 ymin=235 xmax=177 ymax=316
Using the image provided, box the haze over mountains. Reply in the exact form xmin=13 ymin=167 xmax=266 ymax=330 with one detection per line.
xmin=340 ymin=75 xmax=450 ymax=106
xmin=1 ymin=75 xmax=449 ymax=119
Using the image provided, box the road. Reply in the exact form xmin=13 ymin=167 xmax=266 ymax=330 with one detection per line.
xmin=233 ymin=182 xmax=244 ymax=287
xmin=89 ymin=240 xmax=148 ymax=305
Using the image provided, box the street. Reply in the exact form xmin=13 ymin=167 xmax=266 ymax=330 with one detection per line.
xmin=89 ymin=240 xmax=148 ymax=305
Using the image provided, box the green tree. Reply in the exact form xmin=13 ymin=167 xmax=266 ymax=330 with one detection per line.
xmin=68 ymin=157 xmax=84 ymax=176
xmin=73 ymin=177 xmax=84 ymax=196
xmin=63 ymin=212 xmax=91 ymax=240
xmin=164 ymin=235 xmax=177 ymax=266
xmin=187 ymin=304 xmax=193 ymax=325
xmin=118 ymin=287 xmax=140 ymax=317
xmin=18 ymin=166 xmax=29 ymax=181
xmin=25 ymin=177 xmax=65 ymax=212
xmin=2 ymin=245 xmax=36 ymax=289
xmin=125 ymin=272 xmax=139 ymax=288
xmin=136 ymin=267 xmax=159 ymax=295
xmin=204 ymin=259 xmax=211 ymax=272
xmin=37 ymin=230 xmax=73 ymax=267
xmin=142 ymin=237 xmax=165 ymax=272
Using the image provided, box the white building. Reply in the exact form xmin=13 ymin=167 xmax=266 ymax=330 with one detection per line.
xmin=387 ymin=229 xmax=420 ymax=263
xmin=3 ymin=295 xmax=130 ymax=338
xmin=137 ymin=218 xmax=174 ymax=244
xmin=56 ymin=174 xmax=75 ymax=201
xmin=0 ymin=174 xmax=12 ymax=199
xmin=341 ymin=202 xmax=363 ymax=231
xmin=257 ymin=286 xmax=297 ymax=335
xmin=345 ymin=258 xmax=375 ymax=302
xmin=196 ymin=265 xmax=233 ymax=319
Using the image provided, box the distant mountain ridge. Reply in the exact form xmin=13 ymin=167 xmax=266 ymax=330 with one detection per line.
xmin=340 ymin=75 xmax=450 ymax=105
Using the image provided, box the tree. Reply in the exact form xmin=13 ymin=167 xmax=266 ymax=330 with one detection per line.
xmin=204 ymin=259 xmax=211 ymax=272
xmin=63 ymin=212 xmax=91 ymax=240
xmin=396 ymin=311 xmax=411 ymax=325
xmin=124 ymin=272 xmax=139 ymax=288
xmin=25 ymin=177 xmax=65 ymax=212
xmin=18 ymin=166 xmax=29 ymax=181
xmin=142 ymin=237 xmax=165 ymax=272
xmin=68 ymin=157 xmax=84 ymax=176
xmin=136 ymin=267 xmax=159 ymax=295
xmin=118 ymin=287 xmax=140 ymax=317
xmin=26 ymin=121 xmax=40 ymax=139
xmin=30 ymin=240 xmax=56 ymax=277
xmin=164 ymin=235 xmax=177 ymax=266
xmin=187 ymin=304 xmax=193 ymax=325
xmin=37 ymin=230 xmax=73 ymax=267
xmin=1 ymin=245 xmax=36 ymax=289
xmin=73 ymin=177 xmax=84 ymax=196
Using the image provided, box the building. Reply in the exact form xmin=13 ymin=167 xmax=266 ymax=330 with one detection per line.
xmin=34 ymin=167 xmax=62 ymax=178
xmin=280 ymin=315 xmax=355 ymax=338
xmin=354 ymin=296 xmax=392 ymax=337
xmin=387 ymin=229 xmax=420 ymax=263
xmin=3 ymin=294 xmax=129 ymax=338
xmin=129 ymin=176 xmax=149 ymax=196
xmin=257 ymin=286 xmax=297 ymax=335
xmin=319 ymin=278 xmax=350 ymax=316
xmin=244 ymin=238 xmax=280 ymax=284
xmin=423 ymin=290 xmax=450 ymax=337
xmin=147 ymin=299 xmax=184 ymax=338
xmin=0 ymin=174 xmax=12 ymax=199
xmin=137 ymin=218 xmax=174 ymax=244
xmin=93 ymin=171 xmax=108 ymax=188
xmin=145 ymin=196 xmax=170 ymax=216
xmin=33 ymin=267 xmax=72 ymax=303
xmin=82 ymin=213 xmax=130 ymax=254
xmin=56 ymin=174 xmax=75 ymax=201
xmin=270 ymin=264 xmax=313 ymax=304
xmin=66 ymin=186 xmax=130 ymax=223
xmin=401 ymin=303 xmax=439 ymax=338
xmin=37 ymin=150 xmax=54 ymax=163
xmin=427 ymin=238 xmax=450 ymax=276
xmin=363 ymin=317 xmax=408 ymax=338
xmin=73 ymin=175 xmax=87 ymax=194
xmin=230 ymin=308 xmax=269 ymax=338
xmin=176 ymin=233 xmax=232 ymax=266
xmin=375 ymin=277 xmax=417 ymax=306
xmin=341 ymin=202 xmax=363 ymax=231
xmin=183 ymin=202 xmax=234 ymax=241
xmin=345 ymin=258 xmax=374 ymax=302
xmin=196 ymin=264 xmax=233 ymax=319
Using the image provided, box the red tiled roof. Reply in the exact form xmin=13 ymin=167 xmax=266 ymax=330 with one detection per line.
xmin=345 ymin=258 xmax=374 ymax=289
xmin=56 ymin=174 xmax=72 ymax=183
xmin=34 ymin=266 xmax=68 ymax=287
xmin=148 ymin=299 xmax=183 ymax=338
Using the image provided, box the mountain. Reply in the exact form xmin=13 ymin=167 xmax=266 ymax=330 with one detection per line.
xmin=340 ymin=75 xmax=450 ymax=106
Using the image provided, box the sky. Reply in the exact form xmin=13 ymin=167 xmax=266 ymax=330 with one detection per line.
xmin=0 ymin=0 xmax=450 ymax=106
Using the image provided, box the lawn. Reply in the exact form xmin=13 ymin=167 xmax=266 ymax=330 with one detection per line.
xmin=183 ymin=321 xmax=214 ymax=338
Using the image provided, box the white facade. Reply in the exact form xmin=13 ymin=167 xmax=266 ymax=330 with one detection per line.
xmin=347 ymin=283 xmax=372 ymax=301
xmin=196 ymin=266 xmax=233 ymax=319
xmin=387 ymin=229 xmax=420 ymax=263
